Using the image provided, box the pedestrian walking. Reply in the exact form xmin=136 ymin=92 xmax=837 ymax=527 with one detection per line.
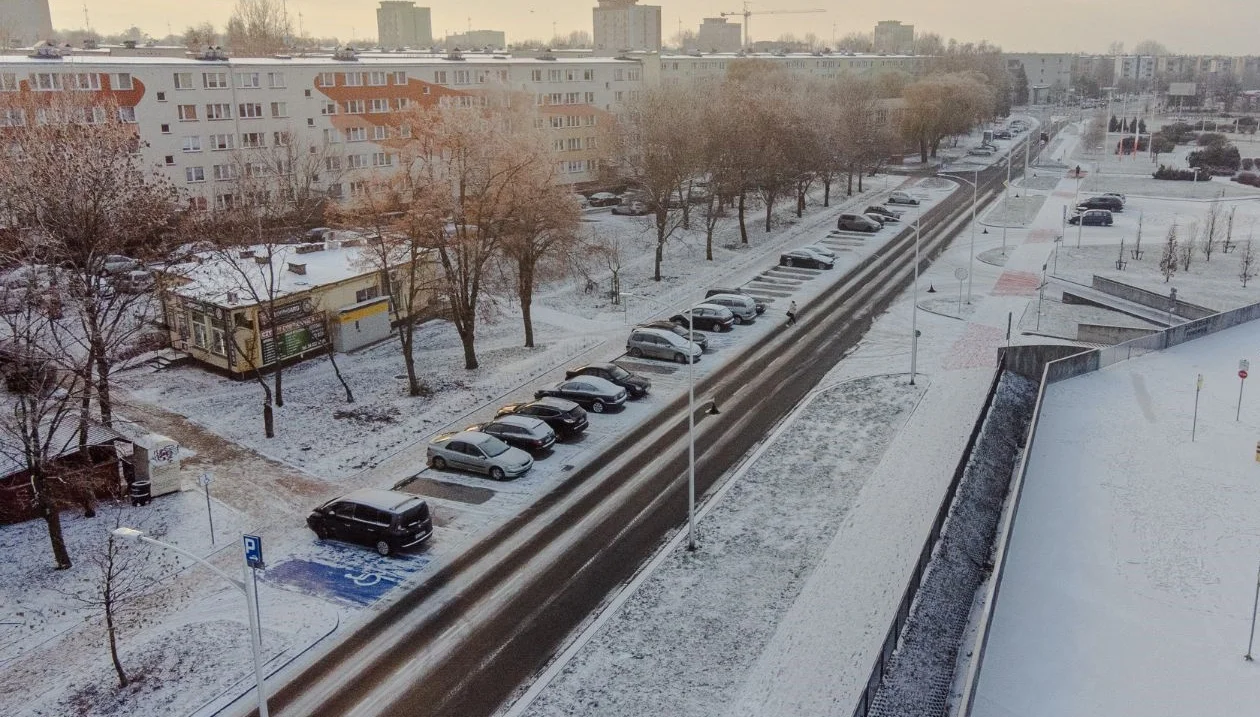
xmin=785 ymin=301 xmax=797 ymax=327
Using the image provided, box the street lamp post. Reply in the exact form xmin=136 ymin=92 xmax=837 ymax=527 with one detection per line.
xmin=910 ymin=207 xmax=921 ymax=385
xmin=622 ymin=293 xmax=699 ymax=550
xmin=1075 ymin=170 xmax=1085 ymax=248
xmin=941 ymin=165 xmax=979 ymax=303
xmin=112 ymin=528 xmax=269 ymax=716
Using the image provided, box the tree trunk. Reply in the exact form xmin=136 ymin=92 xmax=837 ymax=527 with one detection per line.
xmin=326 ymin=348 xmax=354 ymax=403
xmin=823 ymin=177 xmax=831 ymax=207
xmin=654 ymin=209 xmax=667 ymax=281
xmin=518 ymin=260 xmax=536 ymax=348
xmin=263 ymin=402 xmax=274 ymax=438
xmin=857 ymin=171 xmax=864 ymax=193
xmin=737 ymin=190 xmax=748 ymax=245
xmin=400 ymin=326 xmax=423 ymax=397
xmin=105 ymin=593 xmax=128 ymax=687
xmin=459 ymin=328 xmax=479 ymax=370
xmin=93 ymin=354 xmax=113 ymax=429
xmin=846 ymin=170 xmax=854 ymax=196
xmin=796 ymin=186 xmax=805 ymax=217
xmin=764 ymin=195 xmax=774 ymax=232
xmin=273 ymin=365 xmax=284 ymax=408
xmin=77 ymin=367 xmax=92 ymax=452
xmin=41 ymin=500 xmax=71 ymax=569
xmin=919 ymin=138 xmax=929 ymax=164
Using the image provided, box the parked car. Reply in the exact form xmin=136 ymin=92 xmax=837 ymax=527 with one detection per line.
xmin=705 ymin=288 xmax=766 ymax=314
xmin=572 ymin=194 xmax=591 ymax=209
xmin=993 ymin=130 xmax=1013 ymax=140
xmin=307 ymin=488 xmax=433 ymax=556
xmin=671 ymin=304 xmax=736 ymax=332
xmin=612 ymin=200 xmax=650 ymax=216
xmin=1077 ymin=195 xmax=1124 ymax=212
xmin=427 ymin=430 xmax=534 ymax=480
xmin=887 ymin=191 xmax=920 ymax=205
xmin=640 ymin=320 xmax=709 ymax=351
xmin=535 ymin=376 xmax=627 ymax=413
xmin=1102 ymin=192 xmax=1127 ymax=205
xmin=565 ymin=362 xmax=651 ymax=398
xmin=803 ymin=243 xmax=838 ymax=260
xmin=702 ymin=293 xmax=758 ymax=324
xmin=99 ymin=255 xmax=141 ymax=276
xmin=837 ymin=213 xmax=882 ymax=232
xmin=1069 ymin=209 xmax=1114 ymax=226
xmin=116 ymin=269 xmax=155 ymax=294
xmin=967 ymin=147 xmax=995 ymax=156
xmin=865 ymin=205 xmax=902 ymax=222
xmin=780 ymin=249 xmax=835 ymax=270
xmin=496 ymin=397 xmax=589 ymax=438
xmin=467 ymin=415 xmax=557 ymax=453
xmin=626 ymin=327 xmax=703 ymax=363
xmin=798 ymin=246 xmax=838 ymax=266
xmin=588 ymin=192 xmax=621 ymax=207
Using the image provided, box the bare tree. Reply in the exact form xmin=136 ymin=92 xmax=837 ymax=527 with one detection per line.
xmin=1132 ymin=211 xmax=1144 ymax=259
xmin=1180 ymin=220 xmax=1198 ymax=271
xmin=1223 ymin=206 xmax=1237 ymax=254
xmin=183 ymin=22 xmax=219 ymax=49
xmin=226 ymin=0 xmax=290 ymax=56
xmin=1160 ymin=222 xmax=1179 ymax=282
xmin=1202 ymin=200 xmax=1222 ymax=261
xmin=1241 ymin=236 xmax=1258 ymax=288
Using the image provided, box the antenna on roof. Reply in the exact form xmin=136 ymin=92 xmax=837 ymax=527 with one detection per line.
xmin=82 ymin=2 xmax=90 ymax=31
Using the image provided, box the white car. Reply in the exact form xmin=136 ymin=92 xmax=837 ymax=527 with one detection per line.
xmin=887 ymin=191 xmax=920 ymax=206
xmin=427 ymin=430 xmax=534 ymax=480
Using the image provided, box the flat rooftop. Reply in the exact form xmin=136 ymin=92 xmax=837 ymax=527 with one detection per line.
xmin=972 ymin=320 xmax=1260 ymax=716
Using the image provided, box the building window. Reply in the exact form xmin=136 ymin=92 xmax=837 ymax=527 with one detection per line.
xmin=550 ymin=116 xmax=564 ymax=129
xmin=185 ymin=166 xmax=205 ymax=182
xmin=548 ymin=69 xmax=562 ymax=82
xmin=209 ymin=133 xmax=233 ymax=151
xmin=355 ymin=286 xmax=380 ymax=302
xmin=317 ymin=72 xmax=336 ymax=87
xmin=346 ymin=154 xmax=367 ymax=169
xmin=394 ymin=97 xmax=411 ymax=110
xmin=267 ymin=71 xmax=285 ymax=88
xmin=392 ymin=71 xmax=406 ymax=85
xmin=433 ymin=70 xmax=448 ymax=84
xmin=372 ymin=125 xmax=388 ymax=140
xmin=566 ymin=137 xmax=580 ymax=151
xmin=0 ymin=73 xmax=18 ymax=91
xmin=156 ymin=91 xmax=166 ymax=101
xmin=584 ymin=115 xmax=596 ymax=127
xmin=203 ymin=72 xmax=228 ymax=89
xmin=614 ymin=69 xmax=624 ymax=81
xmin=454 ymin=70 xmax=471 ymax=84
xmin=345 ymin=127 xmax=367 ymax=142
xmin=530 ymin=70 xmax=542 ymax=82
xmin=326 ymin=183 xmax=343 ymax=198
xmin=160 ymin=123 xmax=171 ymax=133
xmin=583 ymin=69 xmax=594 ymax=81
xmin=174 ymin=72 xmax=193 ymax=89
xmin=113 ymin=73 xmax=133 ymax=90
xmin=344 ymin=72 xmax=363 ymax=87
xmin=344 ymin=99 xmax=365 ymax=114
xmin=324 ymin=156 xmax=341 ymax=171
xmin=241 ymin=132 xmax=265 ymax=148
xmin=68 ymin=73 xmax=101 ymax=90
xmin=235 ymin=72 xmax=260 ymax=88
xmin=178 ymin=104 xmax=198 ymax=121
xmin=189 ymin=196 xmax=208 ymax=211
xmin=321 ymin=101 xmax=337 ymax=115
xmin=627 ymin=69 xmax=641 ymax=81
xmin=369 ymin=71 xmax=387 ymax=86
xmin=215 ymin=193 xmax=235 ymax=210
xmin=270 ymin=101 xmax=287 ymax=117
xmin=584 ymin=92 xmax=594 ymax=103
xmin=368 ymin=98 xmax=388 ymax=113
xmin=164 ymin=155 xmax=175 ymax=165
xmin=372 ymin=152 xmax=392 ymax=167
xmin=350 ymin=180 xmax=368 ymax=197
xmin=182 ymin=136 xmax=202 ymax=152
xmin=205 ymin=103 xmax=232 ymax=120
xmin=273 ymin=131 xmax=290 ymax=146
xmin=238 ymin=102 xmax=263 ymax=119
xmin=30 ymin=73 xmax=61 ymax=90
xmin=213 ymin=164 xmax=236 ymax=181
xmin=117 ymin=106 xmax=136 ymax=123
xmin=566 ymin=92 xmax=580 ymax=104
xmin=323 ymin=128 xmax=340 ymax=144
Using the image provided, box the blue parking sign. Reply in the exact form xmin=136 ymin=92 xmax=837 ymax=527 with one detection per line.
xmin=243 ymin=534 xmax=265 ymax=569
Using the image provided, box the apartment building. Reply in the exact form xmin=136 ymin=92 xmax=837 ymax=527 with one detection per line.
xmin=873 ymin=21 xmax=914 ymax=55
xmin=696 ymin=18 xmax=741 ymax=53
xmin=376 ymin=2 xmax=433 ymax=49
xmin=1113 ymin=54 xmax=1156 ymax=84
xmin=653 ymin=51 xmax=930 ymax=86
xmin=444 ymin=30 xmax=506 ymax=50
xmin=0 ymin=0 xmax=52 ymax=47
xmin=593 ymin=0 xmax=662 ymax=53
xmin=1005 ymin=53 xmax=1074 ymax=102
xmin=0 ymin=47 xmax=643 ymax=208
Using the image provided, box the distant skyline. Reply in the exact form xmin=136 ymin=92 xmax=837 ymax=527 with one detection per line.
xmin=48 ymin=0 xmax=1260 ymax=55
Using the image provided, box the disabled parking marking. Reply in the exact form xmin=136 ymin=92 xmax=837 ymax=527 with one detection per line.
xmin=265 ymin=545 xmax=431 ymax=607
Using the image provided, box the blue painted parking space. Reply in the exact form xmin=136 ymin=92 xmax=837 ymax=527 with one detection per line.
xmin=264 ymin=545 xmax=430 ymax=607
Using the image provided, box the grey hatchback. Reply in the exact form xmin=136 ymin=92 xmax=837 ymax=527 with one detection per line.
xmin=626 ymin=327 xmax=702 ymax=363
xmin=428 ymin=430 xmax=534 ymax=480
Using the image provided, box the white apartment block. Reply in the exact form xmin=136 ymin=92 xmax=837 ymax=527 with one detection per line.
xmin=593 ymin=0 xmax=662 ymax=53
xmin=1004 ymin=53 xmax=1074 ymax=101
xmin=652 ymin=51 xmax=930 ymax=85
xmin=1113 ymin=54 xmax=1156 ymax=84
xmin=0 ymin=48 xmax=645 ymax=208
xmin=696 ymin=18 xmax=741 ymax=54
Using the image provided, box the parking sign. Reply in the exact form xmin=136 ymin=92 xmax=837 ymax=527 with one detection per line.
xmin=243 ymin=534 xmax=265 ymax=570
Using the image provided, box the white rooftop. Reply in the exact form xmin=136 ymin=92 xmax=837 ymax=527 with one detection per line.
xmin=167 ymin=241 xmax=381 ymax=308
xmin=972 ymin=320 xmax=1260 ymax=716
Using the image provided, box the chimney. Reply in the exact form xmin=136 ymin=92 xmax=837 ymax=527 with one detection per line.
xmin=287 ymin=262 xmax=307 ymax=275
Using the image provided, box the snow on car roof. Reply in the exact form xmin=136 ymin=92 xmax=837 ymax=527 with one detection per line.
xmin=493 ymin=414 xmax=545 ymax=430
xmin=336 ymin=488 xmax=422 ymax=513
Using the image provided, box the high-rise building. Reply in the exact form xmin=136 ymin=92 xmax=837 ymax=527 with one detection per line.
xmin=444 ymin=30 xmax=507 ymax=50
xmin=593 ymin=0 xmax=661 ymax=53
xmin=696 ymin=18 xmax=740 ymax=53
xmin=0 ymin=0 xmax=53 ymax=47
xmin=376 ymin=2 xmax=433 ymax=49
xmin=873 ymin=20 xmax=914 ymax=55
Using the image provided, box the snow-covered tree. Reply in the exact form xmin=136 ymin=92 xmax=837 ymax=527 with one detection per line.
xmin=1241 ymin=237 xmax=1258 ymax=288
xmin=1160 ymin=223 xmax=1179 ymax=282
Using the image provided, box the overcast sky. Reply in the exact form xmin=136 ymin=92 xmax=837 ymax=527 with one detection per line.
xmin=51 ymin=0 xmax=1259 ymax=55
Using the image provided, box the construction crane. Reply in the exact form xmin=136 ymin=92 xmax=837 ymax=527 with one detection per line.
xmin=719 ymin=3 xmax=826 ymax=49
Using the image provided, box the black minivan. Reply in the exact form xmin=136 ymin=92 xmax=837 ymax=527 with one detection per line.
xmin=1077 ymin=195 xmax=1124 ymax=212
xmin=307 ymin=489 xmax=433 ymax=556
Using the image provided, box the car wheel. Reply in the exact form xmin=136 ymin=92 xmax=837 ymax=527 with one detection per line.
xmin=431 ymin=455 xmax=447 ymax=470
xmin=628 ymin=347 xmax=644 ymax=358
xmin=489 ymin=466 xmax=506 ymax=481
xmin=733 ymin=315 xmax=744 ymax=325
xmin=590 ymin=400 xmax=605 ymax=413
xmin=674 ymin=352 xmax=689 ymax=364
xmin=376 ymin=540 xmax=392 ymax=557
xmin=313 ymin=524 xmax=328 ymax=540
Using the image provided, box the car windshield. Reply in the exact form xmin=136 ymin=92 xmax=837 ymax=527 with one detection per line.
xmin=480 ymin=435 xmax=510 ymax=457
xmin=609 ymin=366 xmax=630 ymax=379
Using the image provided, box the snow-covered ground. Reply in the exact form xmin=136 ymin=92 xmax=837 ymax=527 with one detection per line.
xmin=971 ymin=319 xmax=1260 ymax=717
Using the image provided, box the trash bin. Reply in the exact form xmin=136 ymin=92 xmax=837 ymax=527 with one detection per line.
xmin=129 ymin=480 xmax=151 ymax=507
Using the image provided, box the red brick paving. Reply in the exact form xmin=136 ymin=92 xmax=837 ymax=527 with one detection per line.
xmin=992 ymin=270 xmax=1042 ymax=296
xmin=1027 ymin=228 xmax=1057 ymax=244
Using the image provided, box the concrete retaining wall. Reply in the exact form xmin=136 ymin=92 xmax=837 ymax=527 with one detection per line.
xmin=1076 ymin=323 xmax=1158 ymax=344
xmin=1001 ymin=344 xmax=1090 ymax=381
xmin=1091 ymin=276 xmax=1215 ymax=319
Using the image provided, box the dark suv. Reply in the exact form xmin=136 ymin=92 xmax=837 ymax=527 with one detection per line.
xmin=565 ymin=362 xmax=651 ymax=398
xmin=1077 ymin=196 xmax=1123 ymax=212
xmin=497 ymin=397 xmax=589 ymax=438
xmin=307 ymin=488 xmax=433 ymax=556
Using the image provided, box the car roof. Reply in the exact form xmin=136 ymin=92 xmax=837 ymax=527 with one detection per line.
xmin=570 ymin=362 xmax=614 ymax=372
xmin=565 ymin=375 xmax=618 ymax=388
xmin=492 ymin=414 xmax=547 ymax=430
xmin=634 ymin=326 xmax=685 ymax=339
xmin=707 ymin=293 xmax=752 ymax=302
xmin=336 ymin=488 xmax=424 ymax=513
xmin=533 ymin=396 xmax=579 ymax=410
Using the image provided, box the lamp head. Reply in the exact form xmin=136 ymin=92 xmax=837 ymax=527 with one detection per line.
xmin=112 ymin=527 xmax=145 ymax=541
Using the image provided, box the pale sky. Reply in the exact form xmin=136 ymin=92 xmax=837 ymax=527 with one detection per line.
xmin=52 ymin=0 xmax=1260 ymax=55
